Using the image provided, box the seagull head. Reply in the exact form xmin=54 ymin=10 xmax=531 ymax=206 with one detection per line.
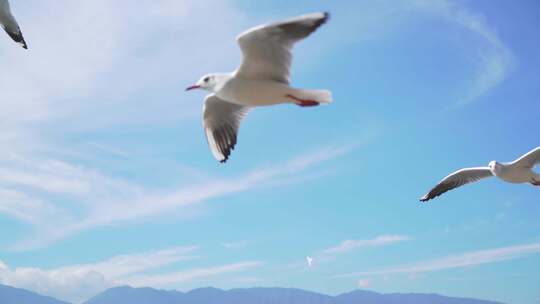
xmin=186 ymin=74 xmax=219 ymax=92
xmin=488 ymin=161 xmax=500 ymax=171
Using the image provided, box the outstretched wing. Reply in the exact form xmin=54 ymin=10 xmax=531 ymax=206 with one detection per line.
xmin=202 ymin=94 xmax=250 ymax=163
xmin=512 ymin=147 xmax=540 ymax=168
xmin=420 ymin=167 xmax=493 ymax=202
xmin=235 ymin=12 xmax=329 ymax=84
xmin=0 ymin=0 xmax=27 ymax=49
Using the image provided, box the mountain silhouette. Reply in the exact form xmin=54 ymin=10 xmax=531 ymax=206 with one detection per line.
xmin=84 ymin=286 xmax=505 ymax=304
xmin=0 ymin=284 xmax=69 ymax=304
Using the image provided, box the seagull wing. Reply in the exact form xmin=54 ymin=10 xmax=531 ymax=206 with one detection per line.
xmin=512 ymin=147 xmax=540 ymax=168
xmin=0 ymin=0 xmax=27 ymax=49
xmin=235 ymin=12 xmax=329 ymax=84
xmin=420 ymin=167 xmax=493 ymax=202
xmin=203 ymin=94 xmax=250 ymax=163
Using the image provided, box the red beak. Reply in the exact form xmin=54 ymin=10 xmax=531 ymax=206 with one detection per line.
xmin=185 ymin=84 xmax=201 ymax=91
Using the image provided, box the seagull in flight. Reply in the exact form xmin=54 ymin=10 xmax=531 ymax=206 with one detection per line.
xmin=186 ymin=12 xmax=332 ymax=163
xmin=0 ymin=0 xmax=27 ymax=49
xmin=420 ymin=147 xmax=540 ymax=202
xmin=306 ymin=256 xmax=314 ymax=267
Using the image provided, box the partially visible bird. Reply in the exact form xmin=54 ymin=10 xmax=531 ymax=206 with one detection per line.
xmin=0 ymin=0 xmax=27 ymax=49
xmin=306 ymin=256 xmax=314 ymax=267
xmin=420 ymin=147 xmax=540 ymax=202
xmin=186 ymin=12 xmax=332 ymax=163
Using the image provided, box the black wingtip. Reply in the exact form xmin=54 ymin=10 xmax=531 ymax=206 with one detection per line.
xmin=419 ymin=192 xmax=434 ymax=202
xmin=320 ymin=12 xmax=330 ymax=25
xmin=7 ymin=29 xmax=27 ymax=49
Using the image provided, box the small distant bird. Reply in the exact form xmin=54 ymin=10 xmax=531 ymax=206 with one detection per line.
xmin=186 ymin=12 xmax=332 ymax=163
xmin=0 ymin=0 xmax=27 ymax=49
xmin=420 ymin=147 xmax=540 ymax=202
xmin=306 ymin=256 xmax=314 ymax=267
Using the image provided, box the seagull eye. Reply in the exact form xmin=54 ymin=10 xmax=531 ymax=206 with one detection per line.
xmin=203 ymin=77 xmax=210 ymax=82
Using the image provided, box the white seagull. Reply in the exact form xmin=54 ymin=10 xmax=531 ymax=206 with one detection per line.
xmin=306 ymin=256 xmax=314 ymax=267
xmin=420 ymin=147 xmax=540 ymax=202
xmin=186 ymin=12 xmax=332 ymax=163
xmin=0 ymin=0 xmax=27 ymax=49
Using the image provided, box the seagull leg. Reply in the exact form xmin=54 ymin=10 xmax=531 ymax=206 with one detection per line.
xmin=285 ymin=94 xmax=320 ymax=107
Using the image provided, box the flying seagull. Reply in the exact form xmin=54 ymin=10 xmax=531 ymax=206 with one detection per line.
xmin=0 ymin=0 xmax=27 ymax=49
xmin=306 ymin=256 xmax=314 ymax=267
xmin=420 ymin=147 xmax=540 ymax=202
xmin=186 ymin=12 xmax=332 ymax=163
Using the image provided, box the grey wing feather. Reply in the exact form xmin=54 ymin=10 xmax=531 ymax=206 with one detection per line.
xmin=203 ymin=95 xmax=250 ymax=163
xmin=420 ymin=167 xmax=493 ymax=202
xmin=235 ymin=12 xmax=329 ymax=84
xmin=512 ymin=147 xmax=540 ymax=168
xmin=4 ymin=26 xmax=27 ymax=49
xmin=0 ymin=0 xmax=27 ymax=49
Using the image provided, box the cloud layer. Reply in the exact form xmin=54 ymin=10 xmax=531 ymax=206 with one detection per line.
xmin=338 ymin=242 xmax=540 ymax=278
xmin=322 ymin=235 xmax=411 ymax=255
xmin=0 ymin=246 xmax=261 ymax=303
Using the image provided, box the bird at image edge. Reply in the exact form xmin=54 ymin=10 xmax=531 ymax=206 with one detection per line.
xmin=0 ymin=0 xmax=27 ymax=49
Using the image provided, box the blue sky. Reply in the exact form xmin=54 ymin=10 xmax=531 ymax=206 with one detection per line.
xmin=0 ymin=0 xmax=539 ymax=303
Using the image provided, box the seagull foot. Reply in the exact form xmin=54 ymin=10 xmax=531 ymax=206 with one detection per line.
xmin=286 ymin=94 xmax=320 ymax=107
xmin=530 ymin=179 xmax=540 ymax=186
xmin=296 ymin=100 xmax=320 ymax=107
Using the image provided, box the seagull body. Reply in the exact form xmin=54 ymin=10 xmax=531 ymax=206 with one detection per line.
xmin=0 ymin=0 xmax=27 ymax=49
xmin=421 ymin=147 xmax=540 ymax=202
xmin=211 ymin=74 xmax=323 ymax=107
xmin=186 ymin=12 xmax=331 ymax=163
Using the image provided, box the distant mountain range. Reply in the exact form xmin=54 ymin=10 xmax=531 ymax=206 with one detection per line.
xmin=0 ymin=284 xmax=505 ymax=304
xmin=0 ymin=284 xmax=69 ymax=304
xmin=86 ymin=286 xmax=505 ymax=304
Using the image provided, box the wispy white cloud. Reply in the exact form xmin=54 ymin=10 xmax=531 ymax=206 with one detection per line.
xmin=0 ymin=246 xmax=261 ymax=303
xmin=409 ymin=0 xmax=514 ymax=106
xmin=57 ymin=246 xmax=199 ymax=279
xmin=123 ymin=261 xmax=263 ymax=287
xmin=321 ymin=235 xmax=411 ymax=255
xmin=0 ymin=246 xmax=197 ymax=303
xmin=2 ymin=144 xmax=354 ymax=251
xmin=336 ymin=0 xmax=513 ymax=106
xmin=337 ymin=242 xmax=540 ymax=278
xmin=222 ymin=241 xmax=249 ymax=249
xmin=282 ymin=234 xmax=410 ymax=272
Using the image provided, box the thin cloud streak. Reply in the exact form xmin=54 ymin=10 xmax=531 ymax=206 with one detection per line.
xmin=322 ymin=235 xmax=411 ymax=255
xmin=337 ymin=0 xmax=514 ymax=106
xmin=282 ymin=235 xmax=410 ymax=272
xmin=123 ymin=261 xmax=263 ymax=287
xmin=222 ymin=241 xmax=249 ymax=249
xmin=0 ymin=246 xmax=199 ymax=303
xmin=337 ymin=242 xmax=540 ymax=278
xmin=0 ymin=246 xmax=262 ymax=303
xmin=5 ymin=144 xmax=356 ymax=251
xmin=410 ymin=0 xmax=514 ymax=106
